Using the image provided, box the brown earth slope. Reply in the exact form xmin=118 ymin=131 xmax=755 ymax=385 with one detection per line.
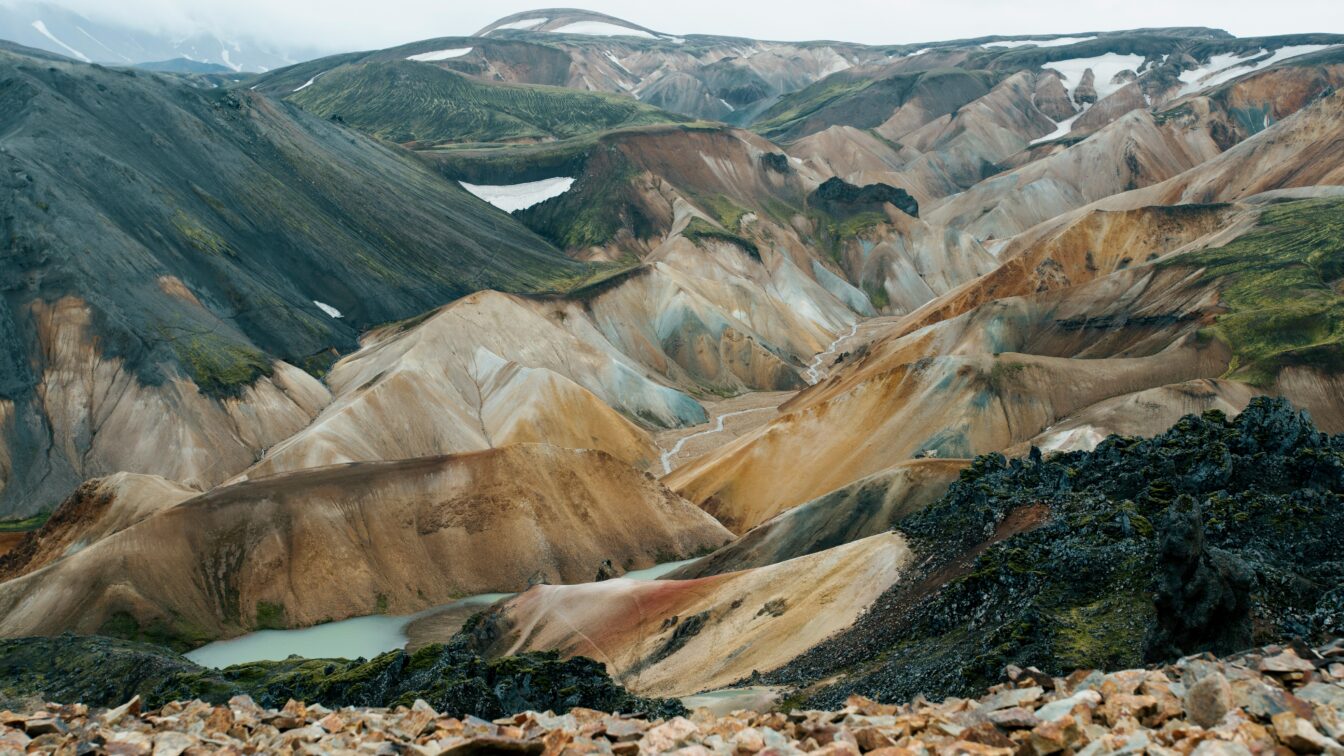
xmin=0 ymin=445 xmax=732 ymax=645
xmin=473 ymin=532 xmax=912 ymax=697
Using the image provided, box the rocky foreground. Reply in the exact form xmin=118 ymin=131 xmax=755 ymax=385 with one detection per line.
xmin=2 ymin=640 xmax=1342 ymax=755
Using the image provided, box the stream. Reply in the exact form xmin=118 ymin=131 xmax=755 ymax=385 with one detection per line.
xmin=803 ymin=322 xmax=859 ymax=384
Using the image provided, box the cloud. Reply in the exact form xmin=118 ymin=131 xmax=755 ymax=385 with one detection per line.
xmin=3 ymin=0 xmax=1341 ymax=52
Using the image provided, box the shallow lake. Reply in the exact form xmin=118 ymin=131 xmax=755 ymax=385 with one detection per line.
xmin=185 ymin=559 xmax=698 ymax=669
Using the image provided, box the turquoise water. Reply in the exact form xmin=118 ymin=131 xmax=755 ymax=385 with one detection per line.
xmin=621 ymin=558 xmax=695 ymax=580
xmin=186 ymin=560 xmax=696 ymax=668
xmin=185 ymin=593 xmax=511 ymax=669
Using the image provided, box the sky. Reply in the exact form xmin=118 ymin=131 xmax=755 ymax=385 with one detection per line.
xmin=6 ymin=0 xmax=1342 ymax=51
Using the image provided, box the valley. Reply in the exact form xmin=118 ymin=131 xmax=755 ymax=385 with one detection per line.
xmin=0 ymin=6 xmax=1343 ymax=754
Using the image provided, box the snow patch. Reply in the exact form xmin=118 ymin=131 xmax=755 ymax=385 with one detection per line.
xmin=604 ymin=51 xmax=631 ymax=73
xmin=75 ymin=25 xmax=130 ymax=62
xmin=550 ymin=21 xmax=657 ymax=39
xmin=718 ymin=98 xmax=736 ymax=112
xmin=1045 ymin=54 xmax=1145 ymax=103
xmin=1177 ymin=45 xmax=1334 ymax=95
xmin=1029 ymin=107 xmax=1088 ymax=145
xmin=407 ymin=47 xmax=473 ymax=62
xmin=460 ymin=177 xmax=576 ymax=213
xmin=293 ymin=72 xmax=324 ymax=92
xmin=219 ymin=47 xmax=241 ymax=73
xmin=30 ymin=20 xmax=89 ymax=62
xmin=986 ymin=36 xmax=1096 ymax=49
xmin=314 ymin=301 xmax=343 ymax=319
xmin=493 ymin=17 xmax=548 ymax=32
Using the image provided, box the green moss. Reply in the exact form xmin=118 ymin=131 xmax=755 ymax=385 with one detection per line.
xmin=0 ymin=635 xmax=684 ymax=718
xmin=986 ymin=360 xmax=1027 ymax=394
xmin=97 ymin=611 xmax=211 ymax=653
xmin=753 ymin=76 xmax=877 ymax=139
xmin=518 ymin=149 xmax=645 ymax=251
xmin=169 ymin=331 xmax=274 ymax=399
xmin=836 ymin=212 xmax=887 ymax=238
xmin=0 ymin=513 xmax=49 ymax=532
xmin=807 ymin=209 xmax=888 ymax=265
xmin=1049 ymin=587 xmax=1153 ymax=672
xmin=172 ymin=210 xmax=232 ymax=258
xmin=863 ymin=281 xmax=890 ymax=311
xmin=1161 ymin=198 xmax=1344 ymax=386
xmin=297 ymin=348 xmax=340 ymax=380
xmin=682 ymin=217 xmax=761 ymax=260
xmin=694 ymin=194 xmax=751 ymax=232
xmin=254 ymin=601 xmax=286 ymax=630
xmin=290 ymin=61 xmax=683 ymax=146
xmin=773 ymin=398 xmax=1344 ymax=708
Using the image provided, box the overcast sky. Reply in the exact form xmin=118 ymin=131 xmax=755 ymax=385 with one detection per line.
xmin=9 ymin=0 xmax=1343 ymax=51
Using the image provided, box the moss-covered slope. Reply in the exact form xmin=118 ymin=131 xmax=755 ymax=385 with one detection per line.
xmin=0 ymin=635 xmax=683 ymax=719
xmin=0 ymin=45 xmax=592 ymax=515
xmin=289 ymin=60 xmax=683 ymax=146
xmin=774 ymin=397 xmax=1344 ymax=706
xmin=1161 ymin=197 xmax=1344 ymax=386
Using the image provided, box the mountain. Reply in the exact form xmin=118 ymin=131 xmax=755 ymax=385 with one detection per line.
xmin=0 ymin=41 xmax=593 ymax=516
xmin=2 ymin=6 xmax=1344 ymax=729
xmin=0 ymin=1 xmax=323 ymax=71
xmin=0 ymin=445 xmax=731 ymax=644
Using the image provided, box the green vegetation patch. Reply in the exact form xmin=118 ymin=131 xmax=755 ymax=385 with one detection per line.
xmin=514 ymin=147 xmax=657 ymax=251
xmin=254 ymin=601 xmax=287 ymax=630
xmin=172 ymin=210 xmax=232 ymax=258
xmin=97 ymin=611 xmax=213 ymax=653
xmin=0 ymin=513 xmax=49 ymax=532
xmin=168 ymin=330 xmax=274 ymax=399
xmin=0 ymin=635 xmax=685 ymax=719
xmin=290 ymin=61 xmax=683 ymax=146
xmin=1162 ymin=198 xmax=1344 ymax=385
xmin=682 ymin=218 xmax=760 ymax=260
xmin=694 ymin=194 xmax=751 ymax=232
xmin=808 ymin=209 xmax=888 ymax=264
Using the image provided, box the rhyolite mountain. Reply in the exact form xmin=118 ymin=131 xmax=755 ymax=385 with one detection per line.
xmin=0 ymin=39 xmax=594 ymax=515
xmin=0 ymin=6 xmax=1343 ymax=720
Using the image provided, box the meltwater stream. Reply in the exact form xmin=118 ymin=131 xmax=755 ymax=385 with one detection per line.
xmin=185 ymin=559 xmax=696 ymax=669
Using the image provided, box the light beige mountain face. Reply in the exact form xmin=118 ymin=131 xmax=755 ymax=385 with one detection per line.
xmin=926 ymin=108 xmax=1223 ymax=241
xmin=471 ymin=532 xmax=912 ymax=697
xmin=1123 ymin=89 xmax=1344 ymax=207
xmin=1001 ymin=379 xmax=1260 ymax=456
xmin=0 ymin=444 xmax=732 ymax=641
xmin=25 ymin=296 xmax=332 ymax=494
xmin=663 ymin=254 xmax=1240 ymax=533
xmin=234 ymin=291 xmax=680 ymax=480
xmin=894 ymin=202 xmax=1239 ymax=340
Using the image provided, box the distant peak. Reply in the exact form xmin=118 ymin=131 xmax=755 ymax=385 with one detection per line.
xmin=476 ymin=8 xmax=667 ymax=39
